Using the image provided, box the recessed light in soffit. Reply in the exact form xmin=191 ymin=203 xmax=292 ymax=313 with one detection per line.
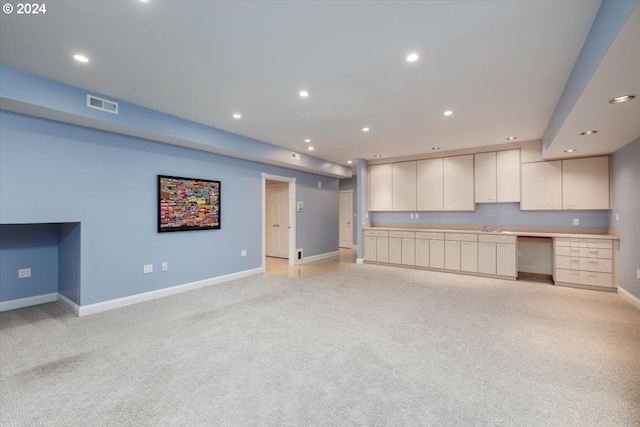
xmin=608 ymin=94 xmax=636 ymax=104
xmin=73 ymin=54 xmax=89 ymax=63
xmin=580 ymin=130 xmax=598 ymax=135
xmin=406 ymin=53 xmax=419 ymax=63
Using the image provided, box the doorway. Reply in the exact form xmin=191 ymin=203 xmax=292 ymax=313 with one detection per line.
xmin=339 ymin=190 xmax=353 ymax=248
xmin=262 ymin=173 xmax=296 ymax=268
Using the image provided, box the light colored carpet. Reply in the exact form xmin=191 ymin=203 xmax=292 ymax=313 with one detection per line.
xmin=1 ymin=264 xmax=639 ymax=426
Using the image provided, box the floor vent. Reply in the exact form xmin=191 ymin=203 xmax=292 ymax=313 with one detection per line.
xmin=87 ymin=95 xmax=119 ymax=114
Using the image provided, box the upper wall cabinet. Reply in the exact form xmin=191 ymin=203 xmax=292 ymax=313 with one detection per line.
xmin=521 ymin=161 xmax=562 ymax=210
xmin=475 ymin=149 xmax=520 ymax=203
xmin=562 ymin=156 xmax=610 ymax=210
xmin=392 ymin=161 xmax=417 ymax=211
xmin=416 ymin=158 xmax=444 ymax=211
xmin=369 ymin=163 xmax=392 ymax=211
xmin=443 ymin=155 xmax=475 ymax=211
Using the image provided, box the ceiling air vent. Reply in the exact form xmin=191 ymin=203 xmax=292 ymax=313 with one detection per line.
xmin=291 ymin=152 xmax=301 ymax=160
xmin=87 ymin=94 xmax=118 ymax=114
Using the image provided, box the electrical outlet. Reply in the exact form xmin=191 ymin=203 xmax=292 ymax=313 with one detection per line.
xmin=317 ymin=181 xmax=322 ymax=189
xmin=616 ymin=213 xmax=620 ymax=222
xmin=573 ymin=218 xmax=579 ymax=225
xmin=410 ymin=213 xmax=414 ymax=219
xmin=241 ymin=250 xmax=247 ymax=257
xmin=415 ymin=213 xmax=419 ymax=219
xmin=143 ymin=264 xmax=153 ymax=274
xmin=161 ymin=262 xmax=168 ymax=271
xmin=18 ymin=268 xmax=31 ymax=279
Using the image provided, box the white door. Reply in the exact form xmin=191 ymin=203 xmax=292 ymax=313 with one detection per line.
xmin=339 ymin=190 xmax=353 ymax=248
xmin=266 ymin=183 xmax=289 ymax=258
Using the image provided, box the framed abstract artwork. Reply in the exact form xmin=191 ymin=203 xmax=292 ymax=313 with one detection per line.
xmin=158 ymin=175 xmax=221 ymax=232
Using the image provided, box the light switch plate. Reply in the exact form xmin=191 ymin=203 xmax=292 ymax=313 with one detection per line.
xmin=410 ymin=213 xmax=414 ymax=219
xmin=161 ymin=262 xmax=168 ymax=271
xmin=573 ymin=218 xmax=579 ymax=225
xmin=18 ymin=268 xmax=31 ymax=278
xmin=241 ymin=250 xmax=247 ymax=257
xmin=143 ymin=264 xmax=153 ymax=274
xmin=616 ymin=213 xmax=620 ymax=221
xmin=415 ymin=213 xmax=419 ymax=219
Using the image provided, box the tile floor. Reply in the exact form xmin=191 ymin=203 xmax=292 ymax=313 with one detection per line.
xmin=265 ymin=248 xmax=356 ymax=278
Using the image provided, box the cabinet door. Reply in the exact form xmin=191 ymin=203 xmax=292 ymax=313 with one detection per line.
xmin=364 ymin=236 xmax=377 ymax=261
xmin=521 ymin=161 xmax=562 ymax=210
xmin=369 ymin=164 xmax=393 ymax=211
xmin=478 ymin=242 xmax=497 ymax=275
xmin=497 ymin=243 xmax=517 ymax=277
xmin=474 ymin=152 xmax=497 ymax=203
xmin=376 ymin=237 xmax=389 ymax=263
xmin=445 ymin=240 xmax=461 ymax=271
xmin=392 ymin=161 xmax=417 ymax=211
xmin=416 ymin=158 xmax=444 ymax=211
xmin=443 ymin=155 xmax=475 ymax=211
xmin=461 ymin=241 xmax=478 ymax=272
xmin=429 ymin=239 xmax=445 ymax=269
xmin=389 ymin=237 xmax=402 ymax=264
xmin=415 ymin=239 xmax=430 ymax=267
xmin=562 ymin=157 xmax=610 ymax=209
xmin=497 ymin=149 xmax=520 ymax=202
xmin=402 ymin=238 xmax=415 ymax=265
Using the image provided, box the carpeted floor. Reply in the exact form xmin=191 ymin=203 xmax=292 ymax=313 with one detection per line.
xmin=1 ymin=264 xmax=639 ymax=426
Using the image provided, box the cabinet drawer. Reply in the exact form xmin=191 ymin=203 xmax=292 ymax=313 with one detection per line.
xmin=579 ymin=258 xmax=612 ymax=273
xmin=579 ymin=240 xmax=613 ymax=249
xmin=556 ymin=268 xmax=582 ymax=284
xmin=445 ymin=233 xmax=477 ymax=242
xmin=579 ymin=247 xmax=612 ymax=259
xmin=580 ymin=271 xmax=613 ymax=288
xmin=390 ymin=231 xmax=415 ymax=238
xmin=556 ymin=256 xmax=581 ymax=270
xmin=478 ymin=234 xmax=517 ymax=244
xmin=364 ymin=230 xmax=389 ymax=237
xmin=416 ymin=232 xmax=444 ymax=240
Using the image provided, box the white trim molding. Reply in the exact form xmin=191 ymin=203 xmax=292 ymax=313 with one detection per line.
xmin=618 ymin=286 xmax=640 ymax=311
xmin=77 ymin=267 xmax=263 ymax=317
xmin=262 ymin=173 xmax=297 ymax=267
xmin=295 ymin=250 xmax=340 ymax=265
xmin=57 ymin=293 xmax=81 ymax=315
xmin=0 ymin=293 xmax=58 ymax=312
xmin=356 ymin=258 xmax=365 ymax=264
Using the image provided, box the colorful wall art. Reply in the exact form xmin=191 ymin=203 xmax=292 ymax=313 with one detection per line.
xmin=158 ymin=175 xmax=220 ymax=232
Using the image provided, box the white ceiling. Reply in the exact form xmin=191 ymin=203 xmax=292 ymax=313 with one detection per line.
xmin=1 ymin=0 xmax=637 ymax=166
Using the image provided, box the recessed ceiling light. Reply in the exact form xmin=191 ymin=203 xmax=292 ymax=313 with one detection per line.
xmin=580 ymin=130 xmax=598 ymax=135
xmin=374 ymin=154 xmax=382 ymax=158
xmin=506 ymin=136 xmax=517 ymax=141
xmin=73 ymin=54 xmax=89 ymax=63
xmin=565 ymin=149 xmax=578 ymax=153
xmin=140 ymin=0 xmax=150 ymax=2
xmin=443 ymin=110 xmax=453 ymax=116
xmin=299 ymin=90 xmax=309 ymax=98
xmin=307 ymin=146 xmax=314 ymax=151
xmin=232 ymin=113 xmax=242 ymax=119
xmin=609 ymin=94 xmax=636 ymax=104
xmin=304 ymin=139 xmax=311 ymax=143
xmin=347 ymin=160 xmax=353 ymax=164
xmin=362 ymin=127 xmax=370 ymax=132
xmin=406 ymin=53 xmax=419 ymax=63
xmin=432 ymin=147 xmax=440 ymax=150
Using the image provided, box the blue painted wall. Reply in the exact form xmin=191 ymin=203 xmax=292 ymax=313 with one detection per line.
xmin=371 ymin=203 xmax=610 ymax=230
xmin=0 ymin=224 xmax=59 ymax=301
xmin=611 ymin=137 xmax=640 ymax=300
xmin=58 ymin=222 xmax=81 ymax=304
xmin=0 ymin=111 xmax=338 ymax=306
xmin=339 ymin=177 xmax=357 ymax=244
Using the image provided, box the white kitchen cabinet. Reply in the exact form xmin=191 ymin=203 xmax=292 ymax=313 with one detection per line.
xmin=475 ymin=152 xmax=497 ymax=203
xmin=521 ymin=161 xmax=562 ymax=210
xmin=445 ymin=240 xmax=461 ymax=271
xmin=478 ymin=242 xmax=497 ymax=275
xmin=392 ymin=161 xmax=417 ymax=211
xmin=429 ymin=239 xmax=445 ymax=269
xmin=554 ymin=237 xmax=614 ymax=288
xmin=402 ymin=238 xmax=415 ymax=265
xmin=364 ymin=230 xmax=389 ymax=263
xmin=415 ymin=237 xmax=430 ymax=267
xmin=389 ymin=237 xmax=402 ymax=264
xmin=369 ymin=164 xmax=392 ymax=211
xmin=496 ymin=149 xmax=520 ymax=202
xmin=443 ymin=155 xmax=474 ymax=211
xmin=562 ymin=156 xmax=610 ymax=210
xmin=416 ymin=158 xmax=444 ymax=211
xmin=461 ymin=241 xmax=478 ymax=272
xmin=497 ymin=243 xmax=517 ymax=277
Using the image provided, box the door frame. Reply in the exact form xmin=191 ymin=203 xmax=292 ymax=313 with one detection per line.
xmin=339 ymin=189 xmax=353 ymax=248
xmin=262 ymin=173 xmax=296 ymax=268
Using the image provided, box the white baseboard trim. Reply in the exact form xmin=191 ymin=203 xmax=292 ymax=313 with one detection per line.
xmin=57 ymin=293 xmax=81 ymax=315
xmin=77 ymin=267 xmax=263 ymax=317
xmin=295 ymin=250 xmax=340 ymax=265
xmin=618 ymin=286 xmax=640 ymax=311
xmin=0 ymin=293 xmax=58 ymax=312
xmin=356 ymin=258 xmax=365 ymax=264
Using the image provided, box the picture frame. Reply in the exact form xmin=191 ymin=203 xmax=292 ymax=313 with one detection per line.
xmin=158 ymin=175 xmax=221 ymax=232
